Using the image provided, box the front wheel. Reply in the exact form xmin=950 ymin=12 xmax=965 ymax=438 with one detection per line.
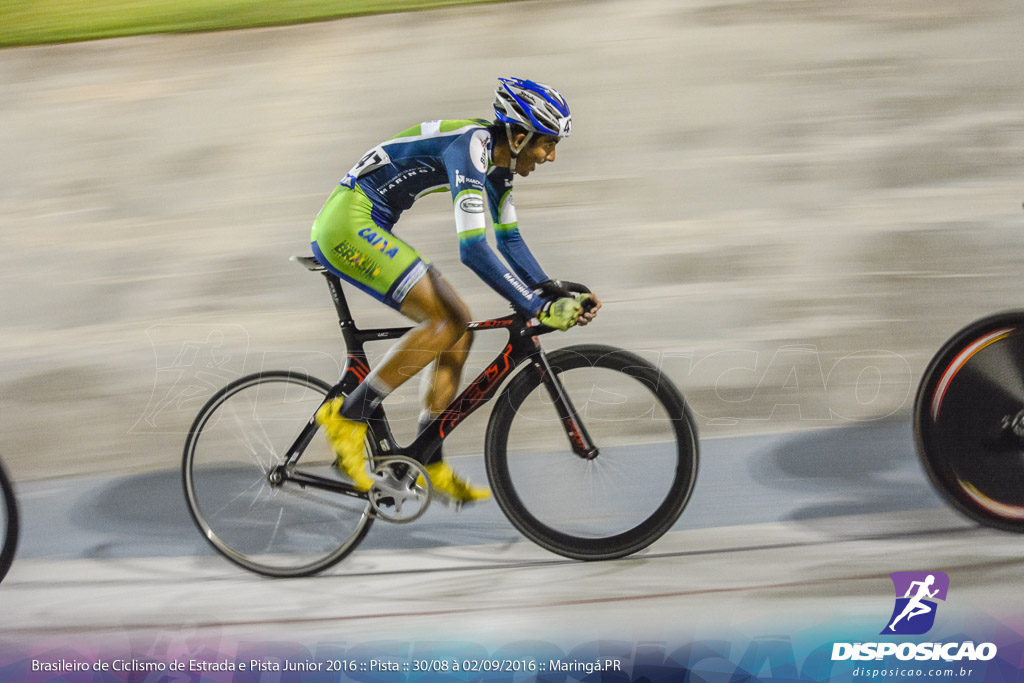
xmin=0 ymin=459 xmax=19 ymax=584
xmin=915 ymin=311 xmax=1024 ymax=532
xmin=485 ymin=344 xmax=699 ymax=560
xmin=183 ymin=370 xmax=374 ymax=577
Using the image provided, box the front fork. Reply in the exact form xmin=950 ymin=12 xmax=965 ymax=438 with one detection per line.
xmin=532 ymin=350 xmax=600 ymax=460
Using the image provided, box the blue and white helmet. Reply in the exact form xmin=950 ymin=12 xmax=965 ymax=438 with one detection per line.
xmin=494 ymin=77 xmax=572 ymax=139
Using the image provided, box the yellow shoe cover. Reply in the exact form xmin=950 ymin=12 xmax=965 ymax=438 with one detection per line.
xmin=418 ymin=461 xmax=491 ymax=504
xmin=316 ymin=397 xmax=373 ymax=491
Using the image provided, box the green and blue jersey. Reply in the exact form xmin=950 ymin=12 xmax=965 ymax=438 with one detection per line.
xmin=339 ymin=119 xmax=548 ymax=315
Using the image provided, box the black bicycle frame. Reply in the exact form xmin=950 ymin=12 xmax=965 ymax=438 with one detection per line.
xmin=275 ymin=270 xmax=598 ymax=497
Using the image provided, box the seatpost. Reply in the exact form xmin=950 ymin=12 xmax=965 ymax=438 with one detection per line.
xmin=322 ymin=273 xmax=356 ymax=329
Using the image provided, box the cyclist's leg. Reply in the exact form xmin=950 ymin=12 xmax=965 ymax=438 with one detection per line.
xmin=394 ymin=272 xmax=489 ymax=502
xmin=415 ymin=288 xmax=473 ymax=464
xmin=310 ymin=184 xmax=436 ymax=489
xmin=349 ymin=269 xmax=488 ymax=502
xmin=312 ymin=194 xmax=469 ymax=425
xmin=311 ymin=185 xmax=473 ymax=394
xmin=418 ymin=327 xmax=473 ymax=436
xmin=311 ymin=187 xmax=485 ymax=500
xmin=405 ymin=269 xmax=475 ymax=419
xmin=369 ymin=267 xmax=471 ymax=392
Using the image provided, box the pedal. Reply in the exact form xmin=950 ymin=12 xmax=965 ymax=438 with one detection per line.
xmin=367 ymin=456 xmax=431 ymax=524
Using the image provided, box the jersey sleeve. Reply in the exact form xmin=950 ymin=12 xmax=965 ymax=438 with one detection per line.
xmin=486 ymin=183 xmax=548 ymax=288
xmin=443 ymin=129 xmax=544 ymax=316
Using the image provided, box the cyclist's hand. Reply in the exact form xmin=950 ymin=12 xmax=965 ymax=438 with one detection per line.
xmin=538 ymin=296 xmax=583 ymax=331
xmin=535 ymin=279 xmax=592 ymax=299
xmin=575 ymin=293 xmax=601 ymax=326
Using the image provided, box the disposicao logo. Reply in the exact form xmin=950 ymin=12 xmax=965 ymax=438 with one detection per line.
xmin=882 ymin=571 xmax=948 ymax=636
xmin=831 ymin=571 xmax=997 ymax=662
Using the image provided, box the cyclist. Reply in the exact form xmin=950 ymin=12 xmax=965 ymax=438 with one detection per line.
xmin=310 ymin=77 xmax=600 ymax=503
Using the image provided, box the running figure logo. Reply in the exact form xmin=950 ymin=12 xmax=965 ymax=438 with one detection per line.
xmin=881 ymin=571 xmax=950 ymax=635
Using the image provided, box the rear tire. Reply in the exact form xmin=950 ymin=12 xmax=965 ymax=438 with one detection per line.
xmin=183 ymin=371 xmax=374 ymax=577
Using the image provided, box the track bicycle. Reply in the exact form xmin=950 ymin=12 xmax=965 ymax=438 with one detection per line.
xmin=914 ymin=310 xmax=1024 ymax=532
xmin=0 ymin=457 xmax=19 ymax=584
xmin=183 ymin=256 xmax=699 ymax=577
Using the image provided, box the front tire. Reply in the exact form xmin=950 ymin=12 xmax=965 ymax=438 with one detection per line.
xmin=915 ymin=311 xmax=1024 ymax=532
xmin=485 ymin=344 xmax=699 ymax=560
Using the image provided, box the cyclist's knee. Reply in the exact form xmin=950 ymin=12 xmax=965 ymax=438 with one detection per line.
xmin=426 ymin=267 xmax=472 ymax=328
xmin=402 ymin=268 xmax=470 ymax=327
xmin=430 ymin=293 xmax=471 ymax=344
xmin=425 ymin=311 xmax=468 ymax=348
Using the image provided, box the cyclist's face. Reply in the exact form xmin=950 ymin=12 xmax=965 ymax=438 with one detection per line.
xmin=515 ymin=135 xmax=559 ymax=176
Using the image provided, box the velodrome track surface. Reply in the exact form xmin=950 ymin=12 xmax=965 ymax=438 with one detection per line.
xmin=3 ymin=422 xmax=1021 ymax=646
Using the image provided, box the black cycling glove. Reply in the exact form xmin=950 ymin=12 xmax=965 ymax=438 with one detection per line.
xmin=534 ymin=279 xmax=591 ymax=299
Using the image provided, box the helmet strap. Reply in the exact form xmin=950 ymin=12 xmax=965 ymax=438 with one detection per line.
xmin=504 ymin=122 xmax=533 ymax=173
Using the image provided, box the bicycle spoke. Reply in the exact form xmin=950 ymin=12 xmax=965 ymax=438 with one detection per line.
xmin=247 ymin=392 xmax=288 ymax=464
xmin=226 ymin=397 xmax=277 ymax=471
xmin=264 ymin=507 xmax=286 ymax=554
xmin=207 ymin=474 xmax=269 ymax=520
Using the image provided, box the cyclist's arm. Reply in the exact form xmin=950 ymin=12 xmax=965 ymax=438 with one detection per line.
xmin=485 ymin=180 xmax=602 ymax=326
xmin=445 ymin=131 xmax=545 ymax=316
xmin=459 ymin=236 xmax=544 ymax=315
xmin=488 ymin=187 xmax=548 ymax=287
